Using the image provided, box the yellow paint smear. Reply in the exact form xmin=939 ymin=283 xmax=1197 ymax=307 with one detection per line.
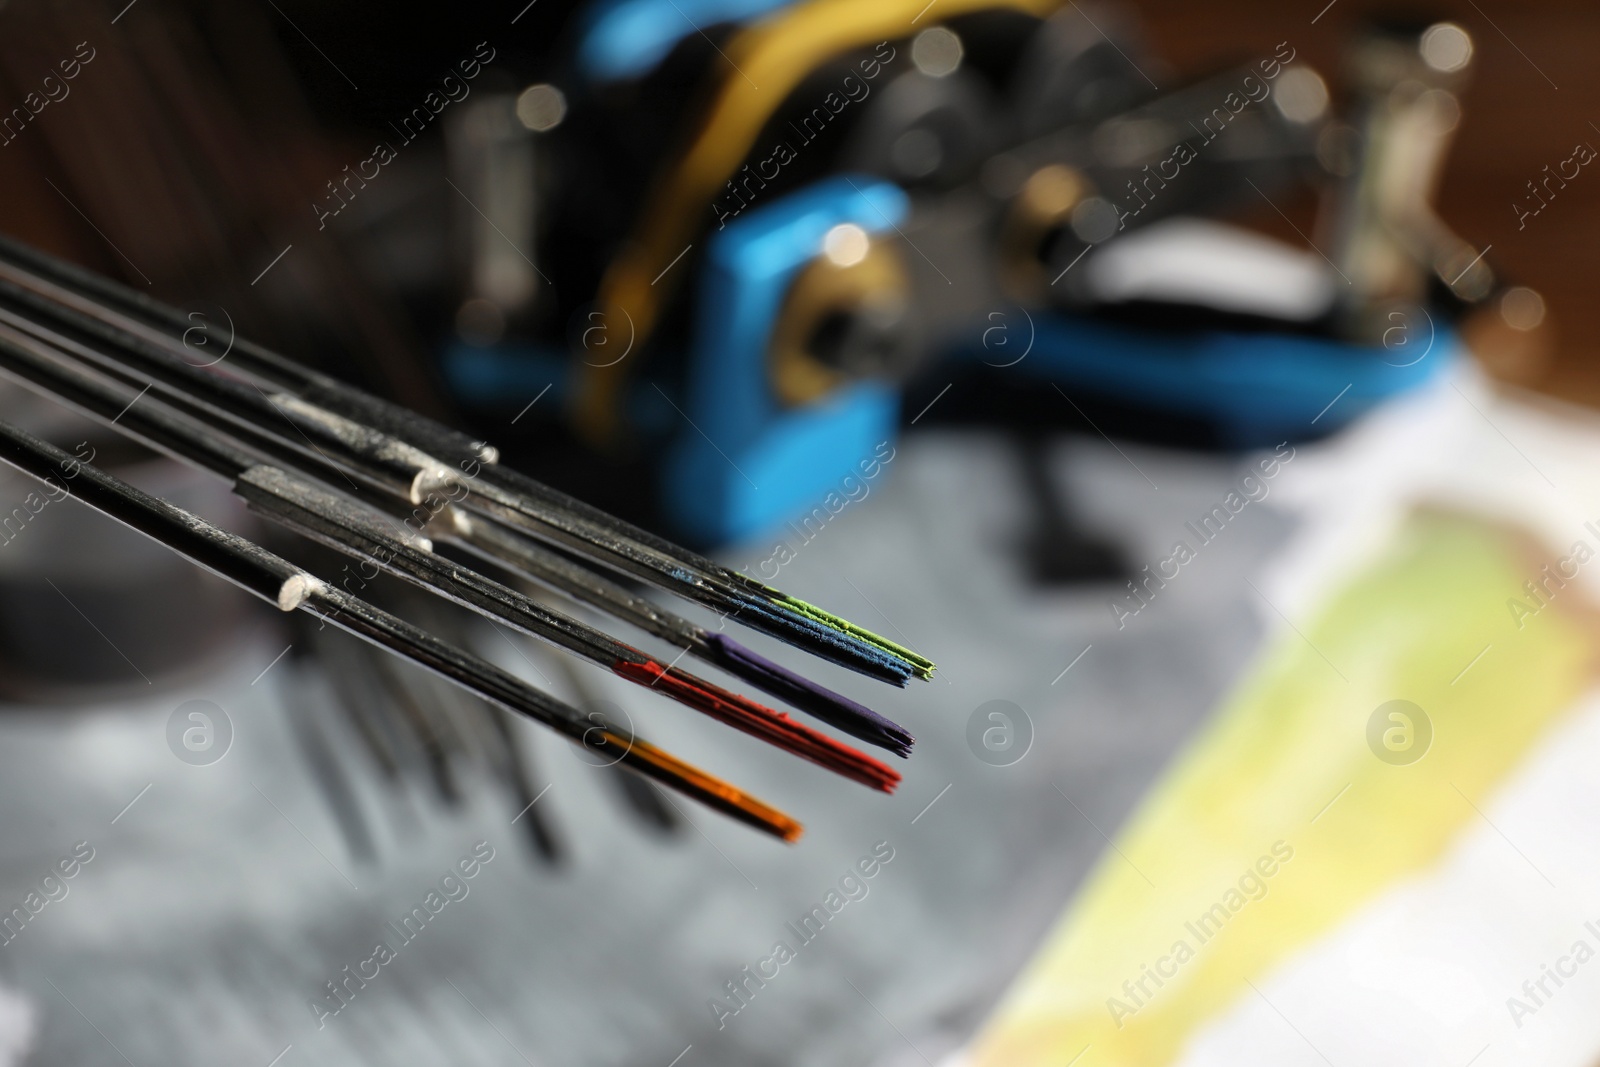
xmin=969 ymin=511 xmax=1600 ymax=1066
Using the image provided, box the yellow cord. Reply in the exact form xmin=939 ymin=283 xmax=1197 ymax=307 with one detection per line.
xmin=573 ymin=0 xmax=1063 ymax=444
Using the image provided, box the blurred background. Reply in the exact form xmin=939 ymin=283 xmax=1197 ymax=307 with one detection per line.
xmin=0 ymin=0 xmax=1597 ymax=1064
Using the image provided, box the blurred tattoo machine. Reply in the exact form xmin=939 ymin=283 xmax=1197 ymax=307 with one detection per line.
xmin=430 ymin=0 xmax=1546 ymax=544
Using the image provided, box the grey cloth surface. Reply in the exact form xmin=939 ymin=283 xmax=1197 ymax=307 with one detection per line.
xmin=0 ymin=430 xmax=1288 ymax=1066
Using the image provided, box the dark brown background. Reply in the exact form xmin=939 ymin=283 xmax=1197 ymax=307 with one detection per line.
xmin=1135 ymin=0 xmax=1598 ymax=401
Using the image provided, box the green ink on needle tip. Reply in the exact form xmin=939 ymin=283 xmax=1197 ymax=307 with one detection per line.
xmin=778 ymin=595 xmax=936 ymax=679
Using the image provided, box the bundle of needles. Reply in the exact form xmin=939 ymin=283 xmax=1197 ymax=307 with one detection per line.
xmin=0 ymin=235 xmax=935 ymax=843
